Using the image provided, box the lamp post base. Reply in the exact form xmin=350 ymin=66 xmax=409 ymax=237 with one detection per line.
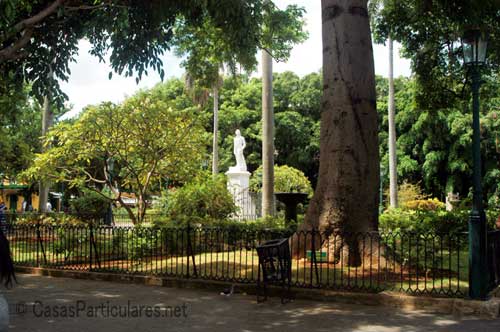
xmin=468 ymin=209 xmax=488 ymax=300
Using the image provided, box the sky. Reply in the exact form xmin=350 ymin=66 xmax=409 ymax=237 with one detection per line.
xmin=60 ymin=0 xmax=412 ymax=118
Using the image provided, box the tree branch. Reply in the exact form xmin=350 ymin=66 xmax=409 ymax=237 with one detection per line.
xmin=0 ymin=0 xmax=65 ymax=63
xmin=0 ymin=28 xmax=33 ymax=63
xmin=13 ymin=0 xmax=66 ymax=33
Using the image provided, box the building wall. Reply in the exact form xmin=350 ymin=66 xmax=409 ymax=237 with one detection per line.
xmin=0 ymin=192 xmax=39 ymax=212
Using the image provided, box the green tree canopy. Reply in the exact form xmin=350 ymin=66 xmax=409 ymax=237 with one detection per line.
xmin=377 ymin=71 xmax=500 ymax=206
xmin=250 ymin=165 xmax=313 ymax=197
xmin=372 ymin=0 xmax=500 ymax=109
xmin=0 ymin=0 xmax=268 ymax=107
xmin=23 ymin=85 xmax=206 ymax=223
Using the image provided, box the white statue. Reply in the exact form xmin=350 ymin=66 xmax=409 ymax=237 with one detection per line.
xmin=233 ymin=129 xmax=247 ymax=171
xmin=226 ymin=129 xmax=254 ymax=219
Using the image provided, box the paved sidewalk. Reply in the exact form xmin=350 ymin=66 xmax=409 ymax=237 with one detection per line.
xmin=3 ymin=274 xmax=500 ymax=332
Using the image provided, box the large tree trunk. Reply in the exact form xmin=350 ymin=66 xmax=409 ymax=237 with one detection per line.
xmin=212 ymin=85 xmax=219 ymax=176
xmin=261 ymin=50 xmax=275 ymax=216
xmin=388 ymin=36 xmax=398 ymax=208
xmin=293 ymin=0 xmax=379 ymax=266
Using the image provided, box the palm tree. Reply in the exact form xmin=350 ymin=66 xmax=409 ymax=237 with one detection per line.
xmin=212 ymin=80 xmax=220 ymax=176
xmin=387 ymin=36 xmax=398 ymax=208
xmin=261 ymin=49 xmax=274 ymax=216
xmin=39 ymin=82 xmax=53 ymax=212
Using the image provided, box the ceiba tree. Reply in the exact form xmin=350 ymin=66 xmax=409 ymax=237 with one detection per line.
xmin=294 ymin=0 xmax=380 ymax=266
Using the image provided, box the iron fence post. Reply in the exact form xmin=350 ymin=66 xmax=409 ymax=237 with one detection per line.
xmin=36 ymin=222 xmax=40 ymax=267
xmin=89 ymin=223 xmax=93 ymax=271
xmin=186 ymin=222 xmax=190 ymax=279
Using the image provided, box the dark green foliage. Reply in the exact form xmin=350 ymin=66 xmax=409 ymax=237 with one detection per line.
xmin=372 ymin=0 xmax=499 ymax=110
xmin=0 ymin=0 xmax=268 ymax=108
xmin=215 ymin=71 xmax=321 ymax=184
xmin=54 ymin=226 xmax=87 ymax=258
xmin=69 ymin=190 xmax=110 ymax=218
xmin=0 ymin=84 xmax=43 ymax=178
xmin=127 ymin=227 xmax=160 ymax=261
xmin=377 ymin=72 xmax=500 ymax=206
xmin=260 ymin=3 xmax=308 ymax=61
xmin=380 ymin=208 xmax=499 ymax=235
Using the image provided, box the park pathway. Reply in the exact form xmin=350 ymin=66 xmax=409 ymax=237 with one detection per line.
xmin=3 ymin=274 xmax=500 ymax=332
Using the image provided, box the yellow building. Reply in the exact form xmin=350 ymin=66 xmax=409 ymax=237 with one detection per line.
xmin=0 ymin=181 xmax=39 ymax=212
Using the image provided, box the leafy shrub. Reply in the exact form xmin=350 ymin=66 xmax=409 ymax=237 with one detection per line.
xmin=150 ymin=191 xmax=169 ymax=213
xmin=211 ymin=215 xmax=287 ymax=231
xmin=398 ymin=181 xmax=427 ymax=205
xmin=402 ymin=198 xmax=445 ymax=211
xmin=387 ymin=182 xmax=427 ymax=208
xmin=150 ymin=214 xmax=173 ymax=228
xmin=250 ymin=165 xmax=313 ymax=197
xmin=70 ymin=189 xmax=110 ymax=218
xmin=380 ymin=208 xmax=499 ymax=234
xmin=165 ymin=172 xmax=236 ymax=226
xmin=54 ymin=227 xmax=88 ymax=257
xmin=127 ymin=226 xmax=160 ymax=261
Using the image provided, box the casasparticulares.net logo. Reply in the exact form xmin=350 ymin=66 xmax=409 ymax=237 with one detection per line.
xmin=10 ymin=300 xmax=189 ymax=319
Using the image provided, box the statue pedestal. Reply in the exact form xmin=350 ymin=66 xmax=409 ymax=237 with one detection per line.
xmin=226 ymin=169 xmax=256 ymax=220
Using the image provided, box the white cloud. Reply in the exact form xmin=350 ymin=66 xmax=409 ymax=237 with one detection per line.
xmin=60 ymin=40 xmax=183 ymax=118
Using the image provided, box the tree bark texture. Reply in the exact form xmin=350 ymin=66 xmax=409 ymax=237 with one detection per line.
xmin=261 ymin=50 xmax=275 ymax=216
xmin=294 ymin=0 xmax=380 ymax=266
xmin=388 ymin=37 xmax=398 ymax=208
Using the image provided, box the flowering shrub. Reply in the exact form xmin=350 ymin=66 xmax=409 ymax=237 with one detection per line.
xmin=402 ymin=198 xmax=445 ymax=211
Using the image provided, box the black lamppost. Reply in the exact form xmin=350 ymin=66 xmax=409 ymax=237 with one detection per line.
xmin=462 ymin=28 xmax=488 ymax=300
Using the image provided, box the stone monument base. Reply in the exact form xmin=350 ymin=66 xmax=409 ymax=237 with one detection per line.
xmin=226 ymin=169 xmax=255 ymax=220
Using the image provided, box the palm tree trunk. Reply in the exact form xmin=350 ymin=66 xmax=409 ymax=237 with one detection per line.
xmin=388 ymin=36 xmax=398 ymax=208
xmin=212 ymin=85 xmax=219 ymax=176
xmin=261 ymin=49 xmax=274 ymax=216
xmin=39 ymin=90 xmax=53 ymax=212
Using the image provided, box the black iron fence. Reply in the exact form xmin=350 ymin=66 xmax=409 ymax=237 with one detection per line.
xmin=6 ymin=223 xmax=471 ymax=297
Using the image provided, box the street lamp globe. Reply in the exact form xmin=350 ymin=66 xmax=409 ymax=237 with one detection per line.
xmin=461 ymin=28 xmax=488 ymax=66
